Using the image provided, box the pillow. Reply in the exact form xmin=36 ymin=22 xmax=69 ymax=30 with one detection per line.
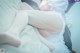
xmin=0 ymin=0 xmax=21 ymax=32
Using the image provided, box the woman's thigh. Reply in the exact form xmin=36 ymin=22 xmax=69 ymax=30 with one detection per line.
xmin=26 ymin=10 xmax=64 ymax=33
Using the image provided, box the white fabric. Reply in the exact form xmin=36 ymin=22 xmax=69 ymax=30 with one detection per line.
xmin=45 ymin=17 xmax=69 ymax=53
xmin=46 ymin=0 xmax=72 ymax=28
xmin=34 ymin=0 xmax=71 ymax=29
xmin=0 ymin=0 xmax=21 ymax=32
xmin=34 ymin=0 xmax=70 ymax=53
xmin=46 ymin=0 xmax=68 ymax=13
xmin=39 ymin=0 xmax=70 ymax=53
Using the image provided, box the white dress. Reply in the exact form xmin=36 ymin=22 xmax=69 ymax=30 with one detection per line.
xmin=45 ymin=17 xmax=70 ymax=53
xmin=43 ymin=0 xmax=70 ymax=53
xmin=47 ymin=0 xmax=69 ymax=13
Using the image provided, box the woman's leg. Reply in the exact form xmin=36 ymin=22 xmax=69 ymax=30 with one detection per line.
xmin=0 ymin=10 xmax=28 ymax=47
xmin=27 ymin=10 xmax=64 ymax=33
xmin=24 ymin=10 xmax=65 ymax=51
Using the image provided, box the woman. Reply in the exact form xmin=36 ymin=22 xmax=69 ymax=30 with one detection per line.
xmin=0 ymin=2 xmax=63 ymax=50
xmin=0 ymin=0 xmax=69 ymax=53
xmin=19 ymin=0 xmax=70 ymax=53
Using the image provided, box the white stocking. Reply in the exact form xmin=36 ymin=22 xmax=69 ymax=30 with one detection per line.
xmin=0 ymin=10 xmax=28 ymax=47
